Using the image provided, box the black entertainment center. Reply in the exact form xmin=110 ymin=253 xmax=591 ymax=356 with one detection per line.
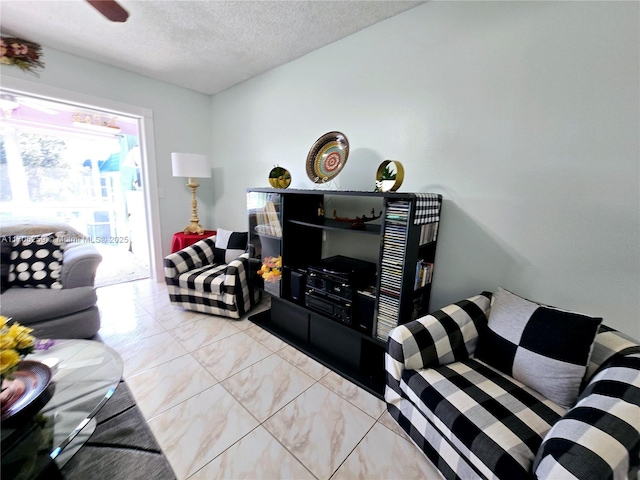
xmin=247 ymin=188 xmax=442 ymax=398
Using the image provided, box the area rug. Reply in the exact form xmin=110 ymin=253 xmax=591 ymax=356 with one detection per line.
xmin=41 ymin=380 xmax=175 ymax=479
xmin=93 ymin=245 xmax=150 ymax=288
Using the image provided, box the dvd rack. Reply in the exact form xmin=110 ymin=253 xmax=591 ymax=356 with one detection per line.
xmin=375 ymin=199 xmax=411 ymax=341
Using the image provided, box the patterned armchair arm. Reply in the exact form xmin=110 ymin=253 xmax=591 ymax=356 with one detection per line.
xmin=164 ymin=237 xmax=217 ymax=281
xmin=534 ymin=348 xmax=640 ymax=480
xmin=220 ymin=253 xmax=252 ymax=315
xmin=221 ymin=253 xmax=250 ymax=294
xmin=385 ymin=293 xmax=491 ymax=401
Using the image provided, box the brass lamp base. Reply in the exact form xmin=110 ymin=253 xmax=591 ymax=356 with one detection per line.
xmin=184 ymin=222 xmax=204 ymax=235
xmin=183 ymin=179 xmax=205 ymax=235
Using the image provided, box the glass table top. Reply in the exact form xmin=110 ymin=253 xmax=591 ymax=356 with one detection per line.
xmin=1 ymin=339 xmax=123 ymax=480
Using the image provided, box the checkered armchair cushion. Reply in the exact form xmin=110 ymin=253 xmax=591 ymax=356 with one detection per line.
xmin=164 ymin=237 xmax=259 ymax=319
xmin=385 ymin=294 xmax=640 ymax=480
xmin=534 ymin=332 xmax=640 ymax=480
xmin=386 ymin=292 xmax=492 ymax=393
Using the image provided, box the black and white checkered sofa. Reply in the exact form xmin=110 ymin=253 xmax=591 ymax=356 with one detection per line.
xmin=385 ymin=292 xmax=640 ymax=480
xmin=164 ymin=235 xmax=260 ymax=319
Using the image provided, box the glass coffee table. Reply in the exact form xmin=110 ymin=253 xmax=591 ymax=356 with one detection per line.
xmin=1 ymin=340 xmax=123 ymax=480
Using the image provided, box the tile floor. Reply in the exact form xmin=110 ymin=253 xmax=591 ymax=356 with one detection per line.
xmin=96 ymin=279 xmax=443 ymax=480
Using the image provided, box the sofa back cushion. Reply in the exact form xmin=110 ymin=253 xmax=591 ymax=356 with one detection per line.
xmin=475 ymin=287 xmax=602 ymax=409
xmin=214 ymin=229 xmax=248 ymax=264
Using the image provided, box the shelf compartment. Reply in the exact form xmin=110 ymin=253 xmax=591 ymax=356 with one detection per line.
xmin=249 ymin=305 xmax=385 ymax=398
xmin=289 ymin=219 xmax=381 ymax=235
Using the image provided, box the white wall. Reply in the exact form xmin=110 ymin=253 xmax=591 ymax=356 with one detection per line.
xmin=211 ymin=1 xmax=639 ymax=336
xmin=1 ymin=48 xmax=213 ymax=265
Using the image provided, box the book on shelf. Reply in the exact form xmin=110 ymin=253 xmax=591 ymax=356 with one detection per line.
xmin=419 ymin=222 xmax=438 ymax=245
xmin=264 ymin=201 xmax=282 ymax=237
xmin=414 ymin=260 xmax=434 ymax=289
xmin=254 ymin=201 xmax=282 ymax=237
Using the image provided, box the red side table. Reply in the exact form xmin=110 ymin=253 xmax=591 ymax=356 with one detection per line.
xmin=171 ymin=230 xmax=216 ymax=253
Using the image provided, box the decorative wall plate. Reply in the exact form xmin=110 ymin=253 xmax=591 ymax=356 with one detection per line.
xmin=306 ymin=131 xmax=349 ymax=183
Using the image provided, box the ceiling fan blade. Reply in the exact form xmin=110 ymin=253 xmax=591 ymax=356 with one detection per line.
xmin=86 ymin=0 xmax=129 ymax=23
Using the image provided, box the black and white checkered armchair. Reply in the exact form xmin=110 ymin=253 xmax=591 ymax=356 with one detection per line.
xmin=385 ymin=292 xmax=640 ymax=480
xmin=164 ymin=231 xmax=260 ymax=319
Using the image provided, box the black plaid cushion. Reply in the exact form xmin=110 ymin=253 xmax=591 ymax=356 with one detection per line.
xmin=7 ymin=232 xmax=65 ymax=289
xmin=214 ymin=229 xmax=248 ymax=264
xmin=387 ymin=292 xmax=492 ymax=372
xmin=475 ymin=287 xmax=602 ymax=408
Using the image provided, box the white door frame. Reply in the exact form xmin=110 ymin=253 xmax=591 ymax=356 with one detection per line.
xmin=0 ymin=77 xmax=164 ymax=282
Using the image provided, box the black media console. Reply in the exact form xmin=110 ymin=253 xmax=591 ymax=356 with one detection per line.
xmin=247 ymin=189 xmax=441 ymax=398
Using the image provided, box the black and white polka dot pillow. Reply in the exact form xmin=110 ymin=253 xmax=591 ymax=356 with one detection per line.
xmin=8 ymin=232 xmax=65 ymax=289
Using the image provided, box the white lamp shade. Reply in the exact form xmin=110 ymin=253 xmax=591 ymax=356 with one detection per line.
xmin=171 ymin=153 xmax=211 ymax=178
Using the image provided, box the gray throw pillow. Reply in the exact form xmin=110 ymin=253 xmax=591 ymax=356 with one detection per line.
xmin=475 ymin=287 xmax=602 ymax=408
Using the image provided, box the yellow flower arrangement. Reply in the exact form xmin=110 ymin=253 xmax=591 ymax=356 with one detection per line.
xmin=0 ymin=316 xmax=35 ymax=383
xmin=257 ymin=256 xmax=282 ymax=283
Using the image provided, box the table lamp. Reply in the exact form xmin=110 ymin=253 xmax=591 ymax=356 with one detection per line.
xmin=171 ymin=152 xmax=211 ymax=235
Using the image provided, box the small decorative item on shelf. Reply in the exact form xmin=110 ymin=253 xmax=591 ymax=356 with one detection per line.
xmin=268 ymin=166 xmax=291 ymax=189
xmin=257 ymin=256 xmax=282 ymax=283
xmin=375 ymin=160 xmax=405 ymax=192
xmin=258 ymin=256 xmax=282 ymax=297
xmin=333 ymin=208 xmax=382 ymax=230
xmin=0 ymin=36 xmax=45 ymax=76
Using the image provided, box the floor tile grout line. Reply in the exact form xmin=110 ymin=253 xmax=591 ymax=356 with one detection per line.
xmin=170 ymin=324 xmax=244 ymax=355
xmin=318 ymin=372 xmax=387 ymax=421
xmin=139 ymin=382 xmax=220 ymax=424
xmin=328 ymin=418 xmax=379 ymax=480
xmin=187 ymin=331 xmax=277 ymax=383
xmin=213 ymin=356 xmax=325 ymax=478
xmin=274 ymin=345 xmax=332 ymax=382
xmin=117 ymin=334 xmax=191 ymax=380
xmin=124 ymin=358 xmax=219 ymax=423
xmin=98 ymin=318 xmax=171 ymax=350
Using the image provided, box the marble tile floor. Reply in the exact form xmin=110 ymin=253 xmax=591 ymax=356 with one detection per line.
xmin=96 ymin=279 xmax=443 ymax=480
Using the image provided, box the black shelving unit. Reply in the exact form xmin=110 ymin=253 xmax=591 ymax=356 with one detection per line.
xmin=247 ymin=188 xmax=441 ymax=398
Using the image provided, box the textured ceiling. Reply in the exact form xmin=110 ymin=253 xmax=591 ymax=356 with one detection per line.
xmin=1 ymin=0 xmax=425 ymax=95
